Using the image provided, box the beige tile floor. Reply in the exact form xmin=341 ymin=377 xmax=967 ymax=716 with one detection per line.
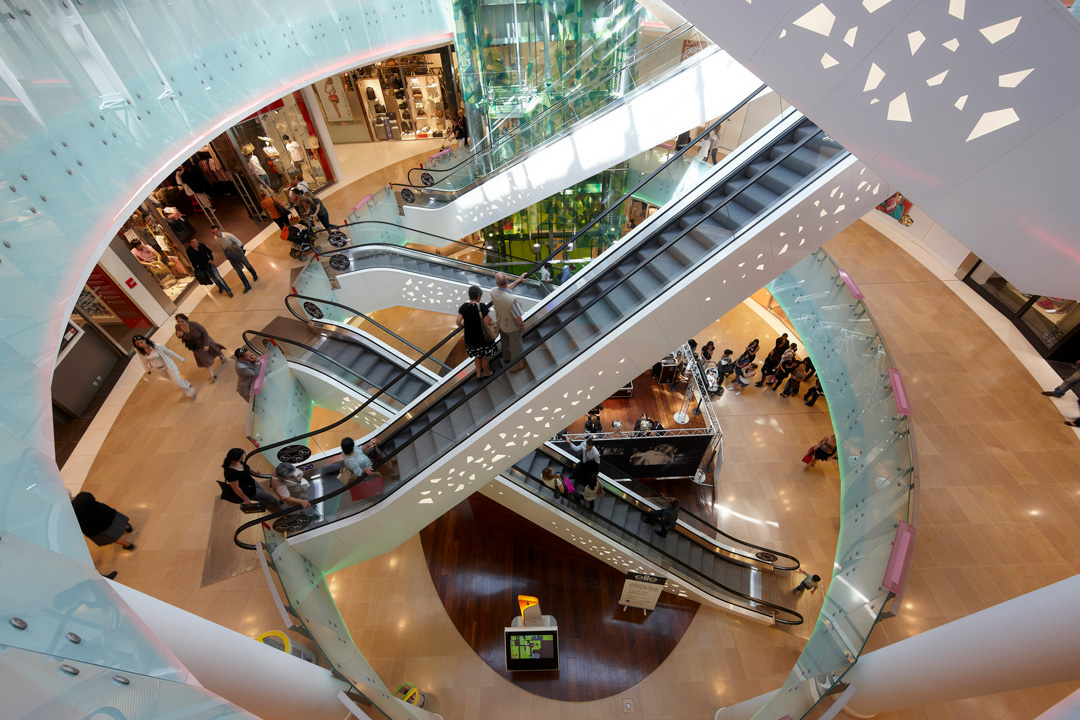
xmin=80 ymin=149 xmax=1080 ymax=720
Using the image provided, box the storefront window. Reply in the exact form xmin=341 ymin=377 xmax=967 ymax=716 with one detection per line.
xmin=118 ymin=207 xmax=195 ymax=302
xmin=965 ymin=258 xmax=1080 ymax=359
xmin=229 ymin=92 xmax=333 ymax=197
xmin=313 ymin=49 xmax=458 ymax=144
xmin=966 ymin=261 xmax=1032 ymax=313
xmin=78 ymin=268 xmax=154 ymax=350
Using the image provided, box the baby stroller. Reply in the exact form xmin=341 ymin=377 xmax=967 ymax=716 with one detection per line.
xmin=285 ymin=220 xmax=316 ymax=261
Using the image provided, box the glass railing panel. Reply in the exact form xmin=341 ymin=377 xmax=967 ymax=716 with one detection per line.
xmin=0 ymin=644 xmax=252 ymax=720
xmin=261 ymin=527 xmax=400 ymax=720
xmin=436 ymin=19 xmax=714 ymax=193
xmin=752 ymin=247 xmax=917 ymax=720
xmin=269 ymin=339 xmax=407 ymax=413
xmin=292 ymin=263 xmax=349 ymax=324
xmin=0 ymin=530 xmax=191 ymax=683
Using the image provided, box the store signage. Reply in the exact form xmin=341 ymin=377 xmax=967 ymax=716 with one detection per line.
xmin=125 ymin=277 xmax=137 ymax=289
xmin=85 ymin=267 xmax=152 ymax=330
xmin=618 ymin=571 xmax=667 ymax=611
xmin=681 ymin=40 xmax=709 ymax=61
xmin=239 ymin=99 xmax=285 ymax=122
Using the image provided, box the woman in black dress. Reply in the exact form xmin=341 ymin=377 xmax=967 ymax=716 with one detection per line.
xmin=222 ymin=448 xmax=286 ymax=510
xmin=456 ymin=285 xmax=498 ymax=379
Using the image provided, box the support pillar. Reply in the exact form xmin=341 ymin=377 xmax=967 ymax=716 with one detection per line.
xmin=301 ymin=85 xmax=345 ymax=187
xmin=112 ymin=583 xmax=350 ymax=720
xmin=713 ymin=576 xmax=1080 ymax=720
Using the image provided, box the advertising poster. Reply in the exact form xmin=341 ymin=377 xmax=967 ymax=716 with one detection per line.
xmin=557 ymin=434 xmax=713 ymax=479
xmin=618 ymin=571 xmax=667 ymax=611
xmin=315 ymin=76 xmax=352 ymax=122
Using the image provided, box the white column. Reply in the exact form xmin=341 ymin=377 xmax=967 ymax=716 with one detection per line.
xmin=301 ymin=84 xmax=345 ymax=187
xmin=112 ymin=583 xmax=350 ymax=720
xmin=713 ymin=689 xmax=777 ymax=720
xmin=843 ymin=575 xmax=1080 ymax=717
xmin=713 ymin=576 xmax=1080 ymax=720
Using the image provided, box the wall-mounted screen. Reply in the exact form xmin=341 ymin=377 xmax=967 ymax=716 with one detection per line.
xmin=504 ymin=628 xmax=559 ymax=672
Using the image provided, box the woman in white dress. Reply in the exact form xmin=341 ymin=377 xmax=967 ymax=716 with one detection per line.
xmin=133 ymin=335 xmax=195 ymax=399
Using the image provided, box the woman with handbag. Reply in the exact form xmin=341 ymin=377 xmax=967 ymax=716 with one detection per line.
xmin=803 ymin=435 xmax=838 ymax=471
xmin=456 ymin=285 xmax=498 ymax=380
xmin=175 ymin=313 xmax=228 ymax=383
xmin=222 ymin=448 xmax=285 ymax=511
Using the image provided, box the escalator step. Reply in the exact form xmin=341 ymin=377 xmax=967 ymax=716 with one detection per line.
xmin=729 ymin=183 xmax=780 ymax=214
xmin=748 ymin=162 xmax=803 ymax=197
xmin=779 ymin=146 xmax=822 ymax=178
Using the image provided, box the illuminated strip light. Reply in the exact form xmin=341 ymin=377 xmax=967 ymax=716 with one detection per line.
xmin=714 ymin=504 xmax=779 ymax=528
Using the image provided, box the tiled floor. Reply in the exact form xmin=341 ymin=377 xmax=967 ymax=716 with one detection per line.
xmin=76 ymin=145 xmax=1080 ymax=720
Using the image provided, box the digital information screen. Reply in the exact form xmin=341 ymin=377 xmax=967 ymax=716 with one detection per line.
xmin=504 ymin=628 xmax=559 ymax=671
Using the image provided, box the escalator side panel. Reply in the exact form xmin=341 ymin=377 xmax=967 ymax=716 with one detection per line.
xmin=290 ymin=155 xmax=891 ymax=578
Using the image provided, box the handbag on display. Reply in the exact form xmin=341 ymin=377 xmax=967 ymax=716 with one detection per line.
xmin=366 ymin=86 xmax=377 ymax=101
xmin=374 ymin=103 xmax=386 ymax=114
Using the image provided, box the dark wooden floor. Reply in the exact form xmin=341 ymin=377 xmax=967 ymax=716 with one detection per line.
xmin=562 ymin=370 xmax=707 ymax=435
xmin=419 ymin=494 xmax=699 ymax=702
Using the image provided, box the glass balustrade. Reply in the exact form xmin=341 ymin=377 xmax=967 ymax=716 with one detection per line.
xmin=750 ymin=248 xmax=918 ymax=720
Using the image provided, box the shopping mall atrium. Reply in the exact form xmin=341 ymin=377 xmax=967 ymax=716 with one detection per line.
xmin=3 ymin=1 xmax=1080 ymax=719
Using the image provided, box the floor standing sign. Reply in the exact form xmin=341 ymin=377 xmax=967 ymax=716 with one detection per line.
xmin=618 ymin=571 xmax=667 ymax=615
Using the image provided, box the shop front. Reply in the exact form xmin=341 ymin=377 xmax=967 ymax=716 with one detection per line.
xmin=228 ymin=92 xmax=335 ymax=194
xmin=311 ymin=46 xmax=461 ymax=144
xmin=963 ymin=259 xmax=1080 ymax=361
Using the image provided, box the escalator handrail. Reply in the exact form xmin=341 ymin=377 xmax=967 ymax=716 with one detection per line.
xmin=284 ymin=293 xmax=453 ymax=373
xmin=313 ymin=219 xmax=539 ymax=267
xmin=592 ymin=455 xmax=801 ymax=571
xmin=508 ymin=460 xmax=803 ymax=625
xmin=391 ymin=40 xmax=726 ymax=202
xmin=241 ymin=329 xmax=434 ymax=403
xmin=234 ymin=111 xmax=840 ymax=554
xmin=403 ymin=22 xmax=697 ymax=189
xmin=540 ymin=442 xmax=797 ymax=571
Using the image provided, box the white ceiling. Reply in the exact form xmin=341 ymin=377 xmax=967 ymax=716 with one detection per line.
xmin=665 ymin=0 xmax=1080 ymax=298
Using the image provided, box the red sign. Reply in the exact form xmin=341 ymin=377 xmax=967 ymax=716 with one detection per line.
xmin=125 ymin=277 xmax=137 ymax=289
xmin=85 ymin=267 xmax=152 ymax=330
xmin=240 ymin=98 xmax=285 ymax=122
xmin=681 ymin=40 xmax=709 ymax=61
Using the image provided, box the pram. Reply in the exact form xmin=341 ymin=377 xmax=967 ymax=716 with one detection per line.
xmin=284 ymin=220 xmax=315 ymax=261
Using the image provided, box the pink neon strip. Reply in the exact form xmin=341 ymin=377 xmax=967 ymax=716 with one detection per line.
xmin=882 ymin=521 xmax=917 ymax=594
xmin=350 ymin=193 xmax=374 ymax=214
xmin=838 ymin=268 xmax=864 ymax=299
xmin=888 ymin=367 xmax=911 ymax=416
xmin=249 ymin=354 xmax=270 ymax=397
xmin=428 ymin=148 xmax=452 ymax=160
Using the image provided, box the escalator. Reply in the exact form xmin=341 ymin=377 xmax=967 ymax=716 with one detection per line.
xmin=394 ymin=22 xmax=711 ymax=204
xmin=234 ymin=100 xmax=857 ymax=615
xmin=243 ymin=318 xmax=438 ymax=410
xmin=322 ymin=244 xmax=551 ymax=305
xmin=383 ymin=31 xmax=761 ymax=237
xmin=501 ymin=444 xmax=803 ymax=623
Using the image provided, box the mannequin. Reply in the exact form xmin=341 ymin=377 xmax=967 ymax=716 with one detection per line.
xmin=243 ymin=144 xmax=270 ymax=187
xmin=259 ymin=136 xmax=280 ymax=159
xmin=283 ymin=134 xmax=303 ymax=164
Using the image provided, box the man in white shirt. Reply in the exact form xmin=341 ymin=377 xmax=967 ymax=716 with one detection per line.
xmin=212 ymin=226 xmax=258 ymax=293
xmin=490 ymin=271 xmax=526 ymax=373
xmin=569 ymin=438 xmax=600 ymax=464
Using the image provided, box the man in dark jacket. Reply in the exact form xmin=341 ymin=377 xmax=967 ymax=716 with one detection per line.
xmin=641 ymin=495 xmax=680 ymax=537
xmin=186 ymin=238 xmax=232 ymax=297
